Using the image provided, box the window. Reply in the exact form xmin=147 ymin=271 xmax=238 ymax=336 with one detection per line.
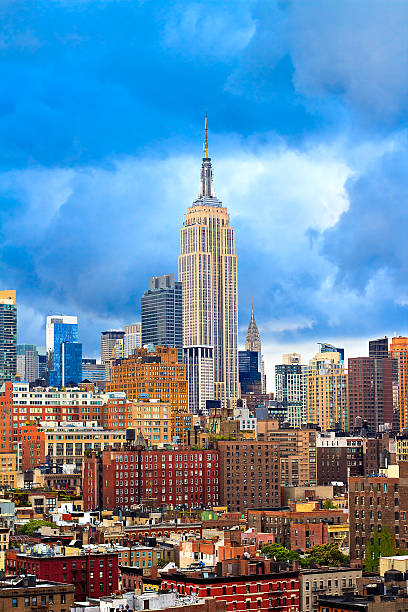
xmin=12 ymin=598 xmax=17 ymax=608
xmin=25 ymin=597 xmax=30 ymax=607
xmin=61 ymin=594 xmax=66 ymax=603
xmin=246 ymin=602 xmax=250 ymax=610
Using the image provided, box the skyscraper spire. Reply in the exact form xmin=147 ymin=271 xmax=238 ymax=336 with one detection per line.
xmin=245 ymin=302 xmax=261 ymax=352
xmin=196 ymin=115 xmax=215 ymax=198
xmin=204 ymin=114 xmax=209 ymax=159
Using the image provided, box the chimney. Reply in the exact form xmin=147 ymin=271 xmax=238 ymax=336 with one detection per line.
xmin=240 ymin=558 xmax=249 ymax=576
xmin=150 ymin=565 xmax=158 ymax=579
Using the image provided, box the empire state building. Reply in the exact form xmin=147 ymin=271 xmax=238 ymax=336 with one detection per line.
xmin=179 ymin=119 xmax=239 ymax=407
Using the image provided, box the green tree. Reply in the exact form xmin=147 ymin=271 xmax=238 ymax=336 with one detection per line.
xmin=19 ymin=520 xmax=56 ymax=536
xmin=322 ymin=500 xmax=336 ymax=510
xmin=305 ymin=543 xmax=349 ymax=566
xmin=261 ymin=543 xmax=300 ymax=562
xmin=365 ymin=528 xmax=397 ymax=572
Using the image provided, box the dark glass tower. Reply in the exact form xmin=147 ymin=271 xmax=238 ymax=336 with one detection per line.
xmin=0 ymin=291 xmax=17 ymax=384
xmin=141 ymin=274 xmax=182 ymax=352
xmin=369 ymin=337 xmax=389 ymax=359
xmin=239 ymin=350 xmax=262 ymax=394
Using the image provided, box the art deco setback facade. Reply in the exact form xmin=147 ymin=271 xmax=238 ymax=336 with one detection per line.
xmin=179 ymin=123 xmax=238 ymax=408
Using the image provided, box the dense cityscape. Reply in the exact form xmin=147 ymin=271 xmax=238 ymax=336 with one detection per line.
xmin=1 ymin=1 xmax=408 ymax=611
xmin=0 ymin=123 xmax=407 ymax=612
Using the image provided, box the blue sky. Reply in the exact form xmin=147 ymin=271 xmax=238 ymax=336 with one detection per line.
xmin=1 ymin=0 xmax=408 ymax=385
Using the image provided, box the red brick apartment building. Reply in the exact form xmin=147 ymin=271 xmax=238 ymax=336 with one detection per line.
xmin=161 ymin=558 xmax=299 ymax=612
xmin=6 ymin=548 xmax=118 ymax=600
xmin=84 ymin=447 xmax=219 ymax=510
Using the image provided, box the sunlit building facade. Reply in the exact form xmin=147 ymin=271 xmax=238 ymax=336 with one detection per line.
xmin=178 ymin=120 xmax=238 ymax=407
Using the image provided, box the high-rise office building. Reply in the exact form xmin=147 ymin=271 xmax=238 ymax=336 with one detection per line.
xmin=82 ymin=359 xmax=106 ymax=384
xmin=390 ymin=337 xmax=408 ymax=430
xmin=38 ymin=353 xmax=47 ymax=380
xmin=369 ymin=337 xmax=389 ymax=359
xmin=100 ymin=330 xmax=125 ymax=365
xmin=124 ymin=323 xmax=142 ymax=357
xmin=61 ymin=341 xmax=82 ymax=386
xmin=179 ymin=119 xmax=239 ymax=407
xmin=241 ymin=303 xmax=266 ymax=394
xmin=239 ymin=350 xmax=262 ymax=395
xmin=275 ymin=355 xmax=305 ymax=428
xmin=0 ymin=291 xmax=17 ymax=384
xmin=141 ymin=274 xmax=182 ymax=351
xmin=183 ymin=345 xmax=214 ymax=415
xmin=46 ymin=315 xmax=79 ymax=387
xmin=16 ymin=344 xmax=39 ymax=383
xmin=245 ymin=303 xmax=261 ymax=352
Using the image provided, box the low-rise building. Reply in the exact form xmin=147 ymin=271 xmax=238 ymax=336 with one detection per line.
xmin=0 ymin=453 xmax=18 ymax=489
xmin=5 ymin=544 xmax=118 ymax=600
xmin=247 ymin=505 xmax=348 ymax=550
xmin=71 ymin=592 xmax=226 ymax=612
xmin=0 ymin=574 xmax=75 ymax=612
xmin=161 ymin=558 xmax=300 ymax=612
xmin=300 ymin=568 xmax=362 ymax=612
xmin=116 ymin=543 xmax=174 ymax=569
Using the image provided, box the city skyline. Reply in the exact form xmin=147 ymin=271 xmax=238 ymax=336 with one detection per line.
xmin=1 ymin=2 xmax=407 ymax=387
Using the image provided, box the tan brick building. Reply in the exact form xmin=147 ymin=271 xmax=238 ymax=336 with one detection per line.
xmin=108 ymin=347 xmax=187 ymax=408
xmin=257 ymin=420 xmax=317 ymax=486
xmin=0 ymin=575 xmax=74 ymax=612
xmin=217 ymin=441 xmax=280 ymax=512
